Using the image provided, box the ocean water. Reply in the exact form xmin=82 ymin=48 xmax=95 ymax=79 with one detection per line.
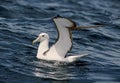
xmin=0 ymin=0 xmax=120 ymax=83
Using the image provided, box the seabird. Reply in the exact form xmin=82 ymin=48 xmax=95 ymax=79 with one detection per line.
xmin=32 ymin=16 xmax=102 ymax=62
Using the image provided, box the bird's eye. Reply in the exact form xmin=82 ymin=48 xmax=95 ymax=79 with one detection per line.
xmin=42 ymin=35 xmax=45 ymax=37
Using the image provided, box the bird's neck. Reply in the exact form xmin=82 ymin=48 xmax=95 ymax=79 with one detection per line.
xmin=37 ymin=39 xmax=49 ymax=58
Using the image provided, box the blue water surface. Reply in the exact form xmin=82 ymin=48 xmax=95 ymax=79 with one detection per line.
xmin=0 ymin=0 xmax=120 ymax=83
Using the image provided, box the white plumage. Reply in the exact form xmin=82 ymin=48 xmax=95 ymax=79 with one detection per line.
xmin=32 ymin=16 xmax=88 ymax=62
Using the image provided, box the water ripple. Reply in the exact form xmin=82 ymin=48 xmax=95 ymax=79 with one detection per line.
xmin=0 ymin=0 xmax=120 ymax=83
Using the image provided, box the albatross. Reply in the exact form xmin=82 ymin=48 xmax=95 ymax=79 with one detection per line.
xmin=32 ymin=16 xmax=103 ymax=62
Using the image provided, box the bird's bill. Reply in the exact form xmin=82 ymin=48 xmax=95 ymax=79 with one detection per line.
xmin=32 ymin=37 xmax=40 ymax=45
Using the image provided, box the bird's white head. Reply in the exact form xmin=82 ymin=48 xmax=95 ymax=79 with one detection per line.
xmin=32 ymin=33 xmax=49 ymax=44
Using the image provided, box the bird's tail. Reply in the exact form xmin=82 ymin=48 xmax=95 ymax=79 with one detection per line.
xmin=68 ymin=54 xmax=88 ymax=62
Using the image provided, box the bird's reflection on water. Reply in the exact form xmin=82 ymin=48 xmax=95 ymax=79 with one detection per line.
xmin=33 ymin=59 xmax=89 ymax=81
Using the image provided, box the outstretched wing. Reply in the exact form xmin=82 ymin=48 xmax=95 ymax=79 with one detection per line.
xmin=47 ymin=16 xmax=76 ymax=58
